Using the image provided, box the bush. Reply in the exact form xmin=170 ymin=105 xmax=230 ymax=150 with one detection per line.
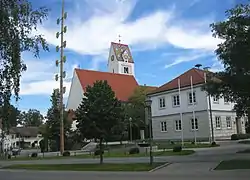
xmin=62 ymin=151 xmax=70 ymax=156
xmin=231 ymin=134 xmax=250 ymax=140
xmin=211 ymin=142 xmax=217 ymax=146
xmin=129 ymin=147 xmax=140 ymax=154
xmin=94 ymin=149 xmax=104 ymax=156
xmin=31 ymin=152 xmax=38 ymax=158
xmin=173 ymin=145 xmax=182 ymax=152
xmin=8 ymin=154 xmax=11 ymax=159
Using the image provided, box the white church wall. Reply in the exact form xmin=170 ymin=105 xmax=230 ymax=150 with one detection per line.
xmin=66 ymin=70 xmax=84 ymax=111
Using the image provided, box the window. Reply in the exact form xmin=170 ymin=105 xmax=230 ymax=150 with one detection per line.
xmin=226 ymin=116 xmax=232 ymax=128
xmin=215 ymin=116 xmax=221 ymax=129
xmin=161 ymin=121 xmax=167 ymax=132
xmin=188 ymin=92 xmax=196 ymax=104
xmin=213 ymin=96 xmax=219 ymax=103
xmin=224 ymin=97 xmax=229 ymax=104
xmin=124 ymin=67 xmax=129 ymax=73
xmin=175 ymin=120 xmax=182 ymax=131
xmin=191 ymin=118 xmax=198 ymax=130
xmin=159 ymin=97 xmax=166 ymax=108
xmin=172 ymin=95 xmax=180 ymax=107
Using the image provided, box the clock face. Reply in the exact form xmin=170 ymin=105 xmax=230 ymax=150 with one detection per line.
xmin=111 ymin=55 xmax=114 ymax=61
xmin=122 ymin=50 xmax=130 ymax=61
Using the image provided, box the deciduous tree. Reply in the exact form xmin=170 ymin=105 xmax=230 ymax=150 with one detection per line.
xmin=204 ymin=2 xmax=250 ymax=123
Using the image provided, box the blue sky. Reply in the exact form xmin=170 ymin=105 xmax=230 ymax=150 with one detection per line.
xmin=15 ymin=0 xmax=246 ymax=115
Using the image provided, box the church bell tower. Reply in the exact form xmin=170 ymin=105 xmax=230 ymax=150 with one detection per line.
xmin=107 ymin=38 xmax=135 ymax=76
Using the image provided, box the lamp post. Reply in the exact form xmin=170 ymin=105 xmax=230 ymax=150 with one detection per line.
xmin=203 ymin=67 xmax=215 ymax=143
xmin=145 ymin=96 xmax=153 ymax=166
xmin=129 ymin=117 xmax=132 ymax=143
xmin=55 ymin=0 xmax=68 ymax=155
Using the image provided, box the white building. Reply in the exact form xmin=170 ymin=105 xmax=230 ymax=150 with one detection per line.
xmin=0 ymin=124 xmax=42 ymax=151
xmin=148 ymin=68 xmax=246 ymax=141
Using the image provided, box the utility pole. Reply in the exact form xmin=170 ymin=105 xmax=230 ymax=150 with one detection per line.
xmin=55 ymin=0 xmax=67 ymax=155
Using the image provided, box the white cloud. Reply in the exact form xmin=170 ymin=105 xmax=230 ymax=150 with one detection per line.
xmin=164 ymin=50 xmax=212 ymax=69
xmin=210 ymin=58 xmax=225 ymax=72
xmin=36 ymin=0 xmax=221 ymax=56
xmin=20 ymin=54 xmax=78 ymax=97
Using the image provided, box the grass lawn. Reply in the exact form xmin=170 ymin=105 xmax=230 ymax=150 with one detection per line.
xmin=154 ymin=142 xmax=219 ymax=149
xmin=215 ymin=160 xmax=250 ymax=170
xmin=8 ymin=150 xmax=195 ymax=161
xmin=2 ymin=163 xmax=164 ymax=171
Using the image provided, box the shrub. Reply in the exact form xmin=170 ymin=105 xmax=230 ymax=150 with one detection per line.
xmin=31 ymin=152 xmax=38 ymax=158
xmin=231 ymin=134 xmax=250 ymax=140
xmin=62 ymin=151 xmax=70 ymax=156
xmin=129 ymin=147 xmax=140 ymax=154
xmin=231 ymin=134 xmax=239 ymax=140
xmin=8 ymin=154 xmax=11 ymax=159
xmin=211 ymin=142 xmax=217 ymax=146
xmin=94 ymin=149 xmax=104 ymax=156
xmin=173 ymin=145 xmax=182 ymax=152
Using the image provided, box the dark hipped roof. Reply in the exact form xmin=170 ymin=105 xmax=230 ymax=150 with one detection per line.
xmin=148 ymin=68 xmax=206 ymax=95
xmin=9 ymin=127 xmax=40 ymax=137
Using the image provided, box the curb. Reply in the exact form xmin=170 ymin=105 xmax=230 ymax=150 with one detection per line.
xmin=209 ymin=161 xmax=222 ymax=171
xmin=149 ymin=162 xmax=172 ymax=172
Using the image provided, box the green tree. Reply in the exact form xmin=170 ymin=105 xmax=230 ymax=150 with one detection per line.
xmin=19 ymin=109 xmax=44 ymax=126
xmin=46 ymin=90 xmax=71 ymax=152
xmin=75 ymin=80 xmax=123 ymax=164
xmin=0 ymin=0 xmax=49 ymax=152
xmin=0 ymin=104 xmax=20 ymax=127
xmin=204 ymin=2 xmax=250 ymax=123
xmin=124 ymin=86 xmax=152 ymax=140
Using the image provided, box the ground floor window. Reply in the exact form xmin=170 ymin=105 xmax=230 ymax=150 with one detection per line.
xmin=175 ymin=120 xmax=182 ymax=131
xmin=191 ymin=118 xmax=198 ymax=130
xmin=160 ymin=121 xmax=167 ymax=132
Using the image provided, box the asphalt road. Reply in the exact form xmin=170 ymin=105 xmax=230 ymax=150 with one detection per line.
xmin=1 ymin=169 xmax=250 ymax=180
xmin=0 ymin=141 xmax=249 ymax=180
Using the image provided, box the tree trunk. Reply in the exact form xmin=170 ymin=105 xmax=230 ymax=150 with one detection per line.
xmin=99 ymin=138 xmax=103 ymax=164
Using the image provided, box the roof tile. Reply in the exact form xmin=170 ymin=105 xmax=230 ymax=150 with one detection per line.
xmin=75 ymin=69 xmax=139 ymax=102
xmin=149 ymin=68 xmax=206 ymax=95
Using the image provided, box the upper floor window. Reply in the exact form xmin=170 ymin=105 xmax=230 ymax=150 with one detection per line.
xmin=159 ymin=97 xmax=166 ymax=109
xmin=191 ymin=118 xmax=198 ymax=130
xmin=213 ymin=95 xmax=219 ymax=103
xmin=160 ymin=121 xmax=167 ymax=132
xmin=188 ymin=92 xmax=196 ymax=104
xmin=226 ymin=116 xmax=232 ymax=128
xmin=124 ymin=67 xmax=129 ymax=74
xmin=215 ymin=116 xmax=221 ymax=129
xmin=172 ymin=95 xmax=180 ymax=107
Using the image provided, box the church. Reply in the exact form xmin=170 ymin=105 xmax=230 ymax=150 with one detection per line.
xmin=66 ymin=42 xmax=157 ymax=129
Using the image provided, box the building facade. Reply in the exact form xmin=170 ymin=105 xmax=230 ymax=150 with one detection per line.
xmin=148 ymin=68 xmax=246 ymax=141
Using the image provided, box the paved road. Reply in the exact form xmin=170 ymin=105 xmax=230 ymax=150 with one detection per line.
xmin=0 ymin=141 xmax=249 ymax=180
xmin=0 ymin=169 xmax=250 ymax=180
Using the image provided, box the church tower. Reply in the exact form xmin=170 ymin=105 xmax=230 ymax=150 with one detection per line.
xmin=107 ymin=41 xmax=135 ymax=76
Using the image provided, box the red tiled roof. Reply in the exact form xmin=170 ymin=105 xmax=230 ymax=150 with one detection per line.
xmin=75 ymin=69 xmax=139 ymax=102
xmin=148 ymin=68 xmax=206 ymax=95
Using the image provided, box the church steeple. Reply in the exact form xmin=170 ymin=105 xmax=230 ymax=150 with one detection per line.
xmin=107 ymin=37 xmax=135 ymax=76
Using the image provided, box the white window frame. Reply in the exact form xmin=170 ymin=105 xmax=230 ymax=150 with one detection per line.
xmin=188 ymin=91 xmax=196 ymax=105
xmin=175 ymin=120 xmax=182 ymax=131
xmin=226 ymin=116 xmax=232 ymax=129
xmin=191 ymin=118 xmax=198 ymax=130
xmin=158 ymin=97 xmax=166 ymax=109
xmin=215 ymin=116 xmax=222 ymax=129
xmin=213 ymin=95 xmax=219 ymax=104
xmin=160 ymin=121 xmax=167 ymax=132
xmin=172 ymin=94 xmax=180 ymax=107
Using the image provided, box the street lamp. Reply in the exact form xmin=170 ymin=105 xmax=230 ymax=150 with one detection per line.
xmin=55 ymin=0 xmax=67 ymax=155
xmin=145 ymin=96 xmax=153 ymax=166
xmin=129 ymin=117 xmax=132 ymax=143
